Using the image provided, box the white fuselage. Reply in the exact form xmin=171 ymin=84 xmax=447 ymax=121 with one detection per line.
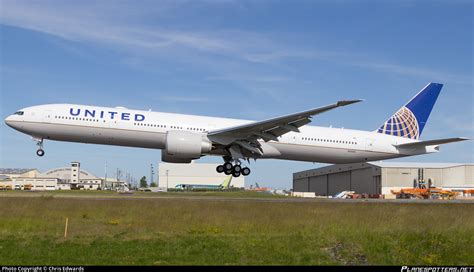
xmin=4 ymin=104 xmax=437 ymax=163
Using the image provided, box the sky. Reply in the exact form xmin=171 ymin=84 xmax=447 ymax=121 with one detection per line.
xmin=0 ymin=0 xmax=472 ymax=189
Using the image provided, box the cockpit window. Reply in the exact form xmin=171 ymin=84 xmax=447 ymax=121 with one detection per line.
xmin=13 ymin=111 xmax=24 ymax=115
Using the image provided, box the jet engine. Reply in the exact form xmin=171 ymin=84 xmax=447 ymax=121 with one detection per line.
xmin=161 ymin=131 xmax=212 ymax=163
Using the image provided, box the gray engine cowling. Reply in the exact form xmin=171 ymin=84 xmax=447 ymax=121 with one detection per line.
xmin=161 ymin=131 xmax=212 ymax=163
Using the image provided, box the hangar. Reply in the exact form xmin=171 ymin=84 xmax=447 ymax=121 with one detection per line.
xmin=293 ymin=162 xmax=474 ymax=196
xmin=42 ymin=162 xmax=102 ymax=189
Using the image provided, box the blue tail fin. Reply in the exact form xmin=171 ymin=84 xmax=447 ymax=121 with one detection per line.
xmin=376 ymin=83 xmax=443 ymax=140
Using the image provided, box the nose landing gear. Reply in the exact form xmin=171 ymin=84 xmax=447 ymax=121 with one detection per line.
xmin=34 ymin=138 xmax=45 ymax=157
xmin=216 ymin=159 xmax=251 ymax=177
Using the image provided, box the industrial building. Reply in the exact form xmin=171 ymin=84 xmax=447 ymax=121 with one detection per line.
xmin=293 ymin=162 xmax=474 ymax=196
xmin=0 ymin=168 xmax=59 ymax=190
xmin=0 ymin=168 xmax=41 ymax=179
xmin=0 ymin=162 xmax=126 ymax=191
xmin=158 ymin=162 xmax=245 ymax=189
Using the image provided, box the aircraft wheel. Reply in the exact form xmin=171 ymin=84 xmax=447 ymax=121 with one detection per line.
xmin=36 ymin=149 xmax=45 ymax=157
xmin=223 ymin=162 xmax=233 ymax=171
xmin=216 ymin=165 xmax=224 ymax=173
xmin=233 ymin=164 xmax=242 ymax=173
xmin=224 ymin=169 xmax=233 ymax=175
xmin=241 ymin=167 xmax=251 ymax=176
xmin=232 ymin=171 xmax=241 ymax=178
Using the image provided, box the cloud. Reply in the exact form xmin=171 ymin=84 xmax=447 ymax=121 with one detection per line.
xmin=0 ymin=0 xmax=321 ymax=66
xmin=1 ymin=0 xmax=471 ymax=88
xmin=158 ymin=96 xmax=211 ymax=103
xmin=0 ymin=1 xmax=241 ymax=56
xmin=206 ymin=75 xmax=290 ymax=83
xmin=350 ymin=61 xmax=473 ymax=86
xmin=437 ymin=115 xmax=474 ymax=134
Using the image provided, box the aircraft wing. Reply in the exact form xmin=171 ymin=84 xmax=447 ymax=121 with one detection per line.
xmin=208 ymin=100 xmax=362 ymax=147
xmin=394 ymin=137 xmax=469 ymax=148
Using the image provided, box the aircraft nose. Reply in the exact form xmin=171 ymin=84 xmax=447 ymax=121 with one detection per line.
xmin=4 ymin=115 xmax=14 ymax=127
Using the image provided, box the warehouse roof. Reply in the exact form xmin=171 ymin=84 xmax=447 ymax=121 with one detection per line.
xmin=0 ymin=168 xmax=37 ymax=174
xmin=0 ymin=175 xmax=10 ymax=180
xmin=293 ymin=162 xmax=474 ymax=179
xmin=369 ymin=162 xmax=474 ymax=168
xmin=42 ymin=167 xmax=99 ymax=179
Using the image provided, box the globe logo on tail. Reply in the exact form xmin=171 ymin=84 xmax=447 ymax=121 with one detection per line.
xmin=377 ymin=107 xmax=419 ymax=139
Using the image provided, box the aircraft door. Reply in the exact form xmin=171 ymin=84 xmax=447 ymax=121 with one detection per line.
xmin=105 ymin=114 xmax=119 ymax=142
xmin=42 ymin=110 xmax=53 ymax=123
xmin=365 ymin=138 xmax=375 ymax=151
xmin=289 ymin=133 xmax=297 ymax=144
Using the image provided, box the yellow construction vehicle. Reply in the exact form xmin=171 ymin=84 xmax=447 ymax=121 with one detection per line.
xmin=391 ymin=187 xmax=458 ymax=200
xmin=463 ymin=189 xmax=474 ymax=196
xmin=429 ymin=188 xmax=458 ymax=200
xmin=391 ymin=188 xmax=429 ymax=199
xmin=391 ymin=170 xmax=459 ymax=200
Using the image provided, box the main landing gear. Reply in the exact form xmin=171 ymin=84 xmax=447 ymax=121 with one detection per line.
xmin=34 ymin=138 xmax=45 ymax=157
xmin=216 ymin=160 xmax=251 ymax=177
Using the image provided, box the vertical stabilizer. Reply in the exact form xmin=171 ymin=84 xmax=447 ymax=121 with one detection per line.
xmin=376 ymin=83 xmax=442 ymax=139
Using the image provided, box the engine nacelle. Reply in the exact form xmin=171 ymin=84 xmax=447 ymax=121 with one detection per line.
xmin=161 ymin=131 xmax=212 ymax=163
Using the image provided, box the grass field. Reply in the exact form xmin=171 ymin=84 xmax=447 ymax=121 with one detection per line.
xmin=0 ymin=191 xmax=473 ymax=265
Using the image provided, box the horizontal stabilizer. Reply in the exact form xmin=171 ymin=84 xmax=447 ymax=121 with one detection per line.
xmin=395 ymin=137 xmax=469 ymax=148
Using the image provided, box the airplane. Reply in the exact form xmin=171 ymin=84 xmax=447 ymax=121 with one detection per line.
xmin=249 ymin=182 xmax=272 ymax=192
xmin=175 ymin=175 xmax=233 ymax=191
xmin=4 ymin=83 xmax=468 ymax=177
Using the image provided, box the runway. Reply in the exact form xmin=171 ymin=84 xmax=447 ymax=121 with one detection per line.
xmin=1 ymin=191 xmax=473 ymax=204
